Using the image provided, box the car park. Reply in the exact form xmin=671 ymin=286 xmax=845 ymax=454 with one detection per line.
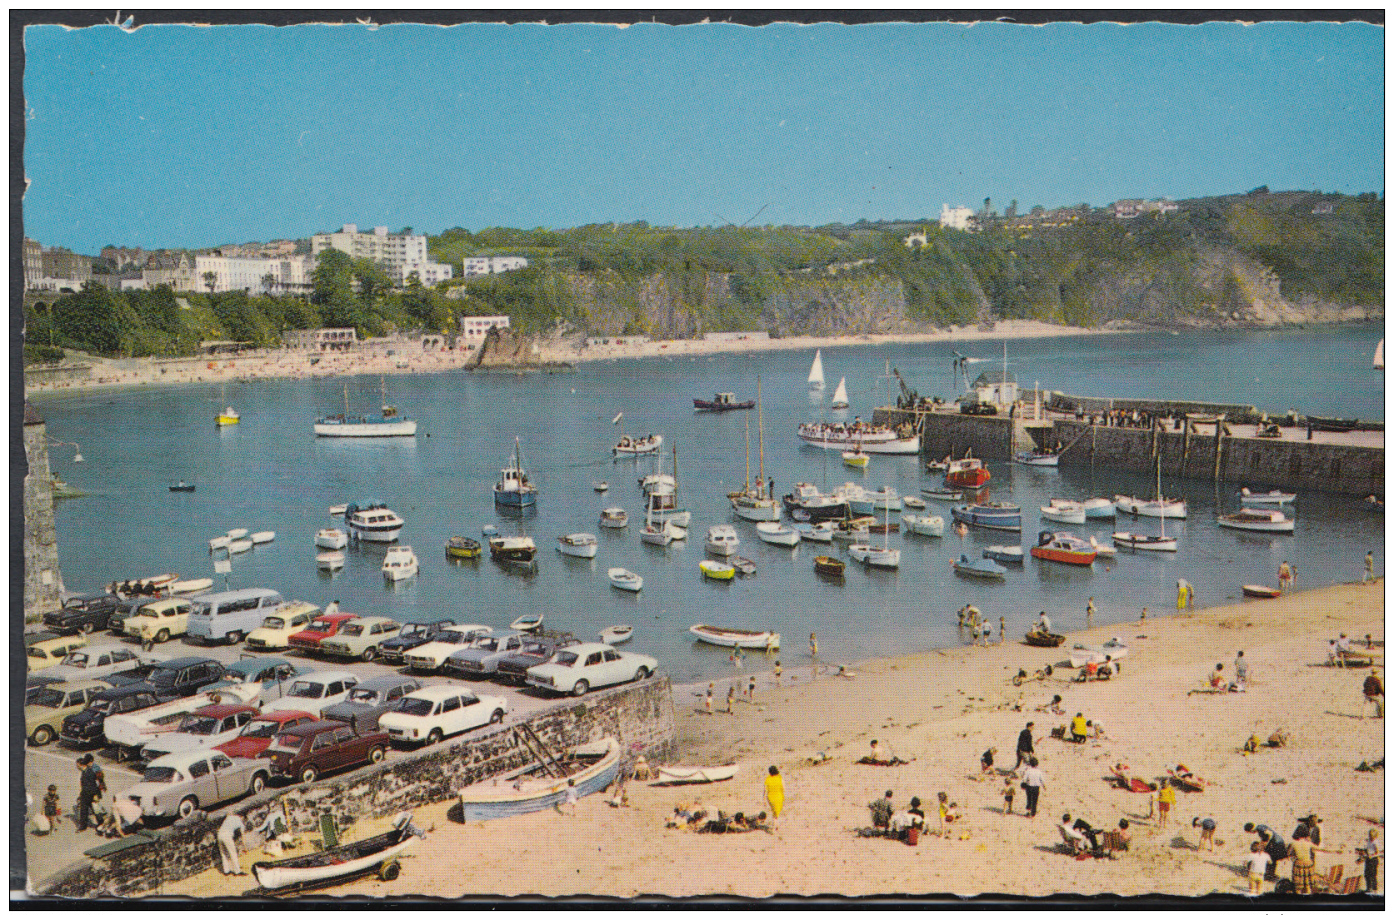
xmin=122 ymin=598 xmax=193 ymax=644
xmin=261 ymin=670 xmax=360 ymax=716
xmin=108 ymin=596 xmax=163 ymax=635
xmin=139 ymin=656 xmax=228 ymax=701
xmin=245 ymin=602 xmax=324 ymax=651
xmin=43 ymin=646 xmax=160 ymax=682
xmin=59 ymin=683 xmax=165 ymax=748
xmin=25 ymin=678 xmax=112 ymax=746
xmin=201 ymin=658 xmax=309 ymax=706
xmin=127 ymin=748 xmax=272 ymax=820
xmin=185 ymin=588 xmax=285 ymax=646
xmin=214 ymin=710 xmax=319 ymax=759
xmin=525 ymin=643 xmax=658 ymax=697
xmin=379 ymin=685 xmax=507 ymax=745
xmin=318 ymin=615 xmax=404 ymax=662
xmin=402 ymin=624 xmax=491 ymax=673
xmin=260 ymin=720 xmax=389 ymax=784
xmin=27 ymin=632 xmax=89 ymax=672
xmin=441 ymin=630 xmax=528 ymax=679
xmin=322 ymin=675 xmax=423 ymax=731
xmin=492 ymin=635 xmax=582 ymax=684
xmin=43 ymin=593 xmax=124 ymax=635
xmin=377 ymin=618 xmax=456 ymax=663
xmin=287 ymin=611 xmax=359 ymax=655
xmin=139 ymin=703 xmax=259 ymax=763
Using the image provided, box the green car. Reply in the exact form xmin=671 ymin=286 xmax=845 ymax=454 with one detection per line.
xmin=25 ymin=678 xmax=111 ymax=746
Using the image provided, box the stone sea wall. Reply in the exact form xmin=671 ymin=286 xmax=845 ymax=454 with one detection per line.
xmin=37 ymin=677 xmax=676 ymax=899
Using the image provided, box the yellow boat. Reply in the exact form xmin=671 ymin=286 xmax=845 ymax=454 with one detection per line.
xmin=699 ymin=559 xmax=735 ymax=581
xmin=842 ymin=449 xmax=869 ymax=468
xmin=446 ymin=536 xmax=482 ymax=559
xmin=216 ymin=406 xmax=240 ymax=426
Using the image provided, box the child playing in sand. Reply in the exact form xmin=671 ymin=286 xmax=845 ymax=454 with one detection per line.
xmin=981 ymin=747 xmax=995 ymax=774
xmin=704 ymin=684 xmax=714 ymax=714
xmin=1245 ymin=840 xmax=1271 ymax=895
xmin=1000 ymin=778 xmax=1016 ymax=815
xmin=1192 ymin=816 xmax=1218 ymax=852
xmin=937 ymin=792 xmax=958 ymax=838
xmin=726 ymin=685 xmax=735 ymax=714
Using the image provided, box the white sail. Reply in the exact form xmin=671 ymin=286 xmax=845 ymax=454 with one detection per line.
xmin=831 ymin=377 xmax=849 ymax=409
xmin=808 ymin=350 xmax=825 ymax=389
xmin=1376 ymin=339 xmax=1384 ymax=370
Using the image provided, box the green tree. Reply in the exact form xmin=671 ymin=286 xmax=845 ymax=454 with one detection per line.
xmin=202 ymin=271 xmax=217 ymax=294
xmin=312 ymin=249 xmax=360 ymax=329
xmin=51 ymin=282 xmax=131 ymax=355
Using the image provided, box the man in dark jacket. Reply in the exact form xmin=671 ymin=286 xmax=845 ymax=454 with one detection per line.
xmin=1013 ymin=722 xmax=1035 ymax=771
xmin=75 ymin=754 xmax=105 ymax=832
xmin=1063 ymin=813 xmax=1101 ymax=852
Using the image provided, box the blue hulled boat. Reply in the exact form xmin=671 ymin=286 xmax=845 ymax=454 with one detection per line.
xmin=951 ymin=502 xmax=1022 ymax=531
xmin=459 ymin=738 xmax=620 ymax=822
xmin=493 ymin=438 xmax=537 ymax=510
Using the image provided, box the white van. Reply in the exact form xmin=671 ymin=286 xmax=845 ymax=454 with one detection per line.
xmin=186 ymin=588 xmax=284 ymax=646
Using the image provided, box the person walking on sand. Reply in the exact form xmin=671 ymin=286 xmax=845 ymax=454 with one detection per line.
xmin=1000 ymin=777 xmax=1016 ymax=815
xmin=1359 ymin=828 xmax=1382 ymax=893
xmin=748 ymin=676 xmax=756 ymax=703
xmin=704 ymin=684 xmax=713 ymax=714
xmin=726 ymin=685 xmax=735 ymax=715
xmin=1177 ymin=579 xmax=1188 ymax=613
xmin=1235 ymin=651 xmax=1249 ymax=689
xmin=774 ymin=660 xmax=782 ymax=687
xmin=1278 ymin=560 xmax=1293 ymax=592
xmin=1364 ymin=550 xmax=1377 ymax=584
xmin=558 ymin=778 xmax=579 ymax=815
xmin=1013 ymin=722 xmax=1035 ymax=771
xmin=733 ymin=645 xmax=744 ymax=670
xmin=764 ymin=765 xmax=784 ymax=819
xmin=999 ymin=615 xmax=1006 ymax=644
xmin=1363 ymin=672 xmax=1384 ymax=718
xmin=1019 ymin=758 xmax=1044 ymax=818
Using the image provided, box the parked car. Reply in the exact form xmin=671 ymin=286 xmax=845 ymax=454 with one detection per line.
xmin=122 ymin=598 xmax=193 ymax=644
xmin=322 ymin=675 xmax=424 ymax=731
xmin=402 ymin=624 xmax=491 ymax=673
xmin=139 ymin=656 xmax=228 ymax=701
xmin=377 ymin=617 xmax=456 ymax=664
xmin=27 ymin=632 xmax=88 ymax=672
xmin=25 ymin=678 xmax=112 ymax=746
xmin=44 ymin=645 xmax=161 ymax=682
xmin=25 ymin=673 xmax=65 ymax=703
xmin=261 ymin=671 xmax=360 ymax=716
xmin=493 ymin=635 xmax=582 ymax=685
xmin=185 ymin=588 xmax=286 ymax=646
xmin=441 ymin=630 xmax=528 ymax=679
xmin=525 ymin=643 xmax=658 ymax=697
xmin=109 ymin=596 xmax=163 ymax=635
xmin=287 ymin=611 xmax=359 ymax=655
xmin=201 ymin=658 xmax=310 ymax=707
xmin=318 ymin=615 xmax=404 ymax=662
xmin=260 ymin=720 xmax=389 ymax=784
xmin=214 ymin=710 xmax=319 ymax=759
xmin=379 ymin=685 xmax=507 ymax=745
xmin=128 ymin=748 xmax=272 ymax=820
xmin=43 ymin=593 xmax=123 ymax=634
xmin=104 ymin=685 xmax=234 ymax=760
xmin=140 ymin=703 xmax=259 ymax=763
xmin=59 ymin=683 xmax=165 ymax=748
xmin=245 ymin=602 xmax=324 ymax=651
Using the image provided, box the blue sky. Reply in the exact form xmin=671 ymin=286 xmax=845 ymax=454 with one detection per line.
xmin=22 ymin=18 xmax=1384 ymax=253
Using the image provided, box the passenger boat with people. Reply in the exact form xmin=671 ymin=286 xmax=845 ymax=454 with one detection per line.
xmin=314 ymin=381 xmax=417 ymax=437
xmin=693 ymin=392 xmax=754 ymax=412
xmin=795 ymin=422 xmax=920 ymax=455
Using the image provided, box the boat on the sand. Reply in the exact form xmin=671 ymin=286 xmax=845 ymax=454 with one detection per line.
xmin=689 ymin=624 xmax=779 ymax=650
xmin=458 ymin=738 xmax=621 ymax=822
xmin=252 ymin=813 xmax=422 ymax=892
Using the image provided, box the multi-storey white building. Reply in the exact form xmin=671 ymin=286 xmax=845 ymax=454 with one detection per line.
xmin=462 ymin=256 xmax=529 ymax=278
xmin=459 ymin=315 xmax=511 ymax=347
xmin=193 ymin=254 xmax=315 ymax=295
xmin=939 ymin=205 xmax=977 ymax=232
xmin=312 ymin=223 xmax=453 ymax=286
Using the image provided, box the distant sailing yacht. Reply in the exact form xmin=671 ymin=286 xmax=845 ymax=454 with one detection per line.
xmin=831 ymin=377 xmax=849 ymax=410
xmin=808 ymin=350 xmax=826 ymax=390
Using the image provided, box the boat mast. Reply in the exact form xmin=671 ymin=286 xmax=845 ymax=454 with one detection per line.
xmin=743 ymin=416 xmax=752 ymax=492
xmin=756 ymin=376 xmax=766 ymax=499
xmin=343 ymin=384 xmax=349 ymax=418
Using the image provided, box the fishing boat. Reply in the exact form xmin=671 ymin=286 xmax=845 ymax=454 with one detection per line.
xmin=250 ymin=531 xmax=275 ymax=544
xmin=842 ymin=448 xmax=870 ymax=469
xmin=925 ymin=458 xmax=950 ymax=473
xmin=381 ymin=545 xmax=419 ymax=581
xmin=922 ymin=488 xmax=963 ymax=502
xmin=510 ymin=614 xmax=544 ymax=632
xmin=793 ymin=521 xmax=836 ymax=543
xmin=807 ymin=349 xmax=825 ymax=390
xmin=1088 ymin=535 xmax=1117 ymax=558
xmin=901 ymin=495 xmax=926 ymax=511
xmin=599 ymin=625 xmax=633 ymax=645
xmin=705 ymin=525 xmax=740 ymax=556
xmin=1241 ymin=584 xmax=1282 ymax=599
xmin=314 ymin=380 xmax=417 ymax=437
xmin=317 ymin=550 xmax=345 ymax=570
xmin=796 ymin=422 xmax=920 ymax=454
xmin=846 ymin=485 xmax=903 ymax=515
xmin=458 ymin=739 xmax=621 ymax=823
xmin=952 ymin=554 xmax=1007 ymax=581
xmin=1081 ymin=497 xmax=1117 ymax=519
xmin=446 ymin=536 xmax=481 ymax=559
xmin=982 ymin=544 xmax=1024 ymax=564
xmin=730 ymin=556 xmax=757 ymax=576
xmin=830 ymin=377 xmax=849 ymax=410
xmin=598 ymin=507 xmax=629 ymax=529
xmin=251 ymin=813 xmax=423 ymax=892
xmin=1030 ymin=531 xmax=1097 ymax=566
xmin=1014 ymin=450 xmax=1059 ymax=467
xmin=1024 ymin=630 xmax=1066 ymax=648
xmin=781 ymin=482 xmax=850 ymax=522
xmin=902 ymin=513 xmax=945 ymax=537
xmin=1217 ymin=508 xmax=1295 ymax=533
xmin=489 ymin=535 xmax=538 ymax=564
xmin=1040 ymin=500 xmax=1086 ymax=525
xmin=1111 ymin=530 xmax=1178 ymax=552
xmin=493 ymin=438 xmax=537 ymax=510
xmin=1114 ymin=495 xmax=1187 ymax=519
xmin=813 ymin=555 xmax=845 ymax=578
xmin=556 ymin=533 xmax=599 ymax=558
xmin=1239 ymin=487 xmax=1296 ymax=505
xmin=643 ymin=446 xmax=691 ymax=527
xmin=693 ymin=392 xmax=754 ymax=412
xmin=169 ymin=481 xmax=196 ymax=493
xmin=756 ymin=521 xmax=800 ymax=547
xmin=950 ymin=502 xmax=1022 ymax=531
xmin=945 ymin=457 xmax=991 ymax=489
xmin=608 ymin=567 xmax=643 ymax=592
xmin=228 ymin=538 xmax=254 ymax=554
xmin=345 ymin=503 xmax=405 ymax=542
xmin=593 ymin=481 xmax=609 ymax=493
xmin=690 ymin=625 xmax=779 ymax=650
xmin=699 ymin=559 xmax=736 ymax=581
xmin=651 ymin=765 xmax=740 ymax=786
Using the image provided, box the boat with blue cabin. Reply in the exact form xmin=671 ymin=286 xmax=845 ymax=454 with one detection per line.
xmin=493 ymin=438 xmax=537 ymax=510
xmin=950 ymin=502 xmax=1022 ymax=531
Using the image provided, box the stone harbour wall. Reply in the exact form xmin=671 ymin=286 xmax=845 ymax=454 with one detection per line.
xmin=23 ymin=409 xmax=65 ymax=619
xmin=37 ymin=677 xmax=677 ymax=899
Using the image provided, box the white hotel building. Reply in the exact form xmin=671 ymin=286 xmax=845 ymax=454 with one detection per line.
xmin=311 ymin=224 xmax=454 ymax=286
xmin=194 ymin=253 xmax=315 ymax=295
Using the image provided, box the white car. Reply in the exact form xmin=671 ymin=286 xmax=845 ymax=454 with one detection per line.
xmin=402 ymin=624 xmax=490 ymax=673
xmin=261 ymin=671 xmax=360 ymax=716
xmin=525 ymin=642 xmax=658 ymax=697
xmin=44 ymin=646 xmax=163 ymax=682
xmin=122 ymin=598 xmax=193 ymax=644
xmin=378 ymin=685 xmax=507 ymax=745
xmin=245 ymin=601 xmax=323 ymax=651
xmin=138 ymin=703 xmax=258 ymax=763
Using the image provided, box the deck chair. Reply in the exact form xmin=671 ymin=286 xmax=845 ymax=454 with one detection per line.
xmin=316 ymin=812 xmax=340 ymax=850
xmin=1316 ymin=865 xmax=1344 ymax=892
xmin=1056 ymin=824 xmax=1086 ymax=856
xmin=1340 ymin=876 xmax=1363 ymax=895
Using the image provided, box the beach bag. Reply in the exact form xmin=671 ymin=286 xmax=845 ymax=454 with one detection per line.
xmin=905 ymin=826 xmax=920 ymax=846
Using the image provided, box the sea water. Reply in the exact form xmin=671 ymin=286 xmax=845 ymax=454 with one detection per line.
xmin=34 ymin=326 xmax=1385 ymax=683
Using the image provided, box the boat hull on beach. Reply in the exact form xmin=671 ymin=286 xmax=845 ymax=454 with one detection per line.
xmin=252 ymin=816 xmax=421 ymax=892
xmin=690 ymin=624 xmax=779 ymax=650
xmin=459 ymin=739 xmax=621 ymax=822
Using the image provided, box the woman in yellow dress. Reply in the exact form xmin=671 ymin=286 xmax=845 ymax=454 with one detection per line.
xmin=764 ymin=765 xmax=784 ymax=818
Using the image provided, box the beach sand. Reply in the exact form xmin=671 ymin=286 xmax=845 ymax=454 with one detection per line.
xmin=155 ymin=581 xmax=1384 ymax=900
xmin=25 ymin=320 xmax=1129 ymax=396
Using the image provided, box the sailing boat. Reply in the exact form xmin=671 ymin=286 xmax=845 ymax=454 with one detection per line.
xmin=493 ymin=437 xmax=538 ymax=509
xmin=849 ymin=495 xmax=901 ymax=568
xmin=1112 ymin=448 xmax=1179 ymax=551
xmin=314 ymin=378 xmax=417 ymax=437
xmin=728 ymin=379 xmax=781 ymax=521
xmin=644 ymin=444 xmax=691 ymax=528
xmin=215 ymin=385 xmax=239 ymax=426
xmin=807 ymin=349 xmax=826 ymax=390
xmin=831 ymin=377 xmax=849 ymax=410
xmin=1376 ymin=338 xmax=1385 ymax=371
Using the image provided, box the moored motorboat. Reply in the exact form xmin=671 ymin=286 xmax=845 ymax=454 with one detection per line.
xmin=381 ymin=545 xmax=419 ymax=580
xmin=608 ymin=567 xmax=643 ymax=592
xmin=489 ymin=536 xmax=538 ymax=564
xmin=945 ymin=457 xmax=991 ymax=489
xmin=228 ymin=538 xmax=254 ymax=554
xmin=1014 ymin=450 xmax=1059 ymax=467
xmin=446 ymin=536 xmax=482 ymax=559
xmin=1082 ymin=497 xmax=1117 ymax=519
xmin=690 ymin=624 xmax=779 ymax=649
xmin=168 ymin=577 xmax=213 ymax=596
xmin=557 ymin=533 xmax=599 ymax=558
xmin=814 ymin=555 xmax=845 ymax=578
xmin=640 ymin=519 xmax=676 ymax=546
xmin=756 ymin=521 xmax=800 ymax=547
xmin=831 ymin=517 xmax=872 ymax=542
xmin=950 ymin=502 xmax=1022 ymax=531
xmin=317 ymin=550 xmax=345 ymax=570
xmin=345 ymin=502 xmax=405 ymax=542
xmin=1088 ymin=535 xmax=1117 ymax=558
xmin=593 ymin=481 xmax=609 ymax=493
xmin=1114 ymin=495 xmax=1187 ymax=519
xmin=848 ymin=543 xmax=900 ymax=568
xmin=209 ymin=535 xmax=232 ymax=552
xmin=1030 ymin=531 xmax=1097 ymax=566
xmin=781 ymin=482 xmax=850 ymax=522
xmin=1111 ymin=530 xmax=1178 ymax=552
xmin=227 ymin=528 xmax=249 ymax=540
xmin=705 ymin=525 xmax=740 ymax=556
xmin=699 ymin=559 xmax=736 ymax=581
xmin=216 ymin=406 xmax=240 ymax=426
xmin=599 ymin=507 xmax=629 ymax=529
xmin=459 ymin=739 xmax=621 ymax=822
xmin=901 ymin=495 xmax=926 ymax=510
xmin=1239 ymin=488 xmax=1297 ymax=506
xmin=952 ymin=554 xmax=1007 ymax=581
xmin=982 ymin=544 xmax=1024 ymax=564
xmin=1041 ymin=500 xmax=1086 ymax=525
xmin=328 ymin=503 xmax=347 ymax=516
xmin=493 ymin=438 xmax=537 ymax=510
xmin=250 ymin=531 xmax=275 ymax=544
xmin=793 ymin=521 xmax=836 ymax=543
xmin=169 ymin=481 xmax=196 ymax=493
xmin=1217 ymin=508 xmax=1294 ymax=533
xmin=846 ymin=485 xmax=903 ymax=515
xmin=694 ymin=392 xmax=755 ymax=412
xmin=599 ymin=625 xmax=633 ymax=645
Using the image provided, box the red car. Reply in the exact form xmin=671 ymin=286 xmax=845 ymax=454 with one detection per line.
xmin=260 ymin=719 xmax=389 ymax=783
xmin=215 ymin=709 xmax=319 ymax=759
xmin=287 ymin=612 xmax=358 ymax=655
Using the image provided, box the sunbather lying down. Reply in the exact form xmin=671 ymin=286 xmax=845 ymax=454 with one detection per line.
xmin=697 ymin=811 xmax=772 ymax=834
xmin=858 ymin=756 xmax=910 ymax=766
xmin=1108 ymin=763 xmax=1156 ymax=793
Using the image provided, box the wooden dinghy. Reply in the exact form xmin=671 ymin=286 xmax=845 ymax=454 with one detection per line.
xmin=1241 ymin=584 xmax=1281 ymax=599
xmin=459 ymin=738 xmax=621 ymax=822
xmin=251 ymin=814 xmax=422 ymax=893
xmin=689 ymin=624 xmax=779 ymax=650
xmin=1024 ymin=630 xmax=1066 ymax=648
xmin=650 ymin=764 xmax=740 ymax=786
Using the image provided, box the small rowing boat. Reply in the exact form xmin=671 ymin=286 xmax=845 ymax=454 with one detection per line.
xmin=730 ymin=556 xmax=757 ymax=576
xmin=813 ymin=555 xmax=845 ymax=578
xmin=252 ymin=815 xmax=422 ymax=892
xmin=608 ymin=567 xmax=643 ymax=592
xmin=689 ymin=624 xmax=779 ymax=650
xmin=446 ymin=536 xmax=481 ymax=559
xmin=699 ymin=559 xmax=736 ymax=581
xmin=1241 ymin=584 xmax=1281 ymax=599
xmin=921 ymin=488 xmax=963 ymax=501
xmin=599 ymin=625 xmax=633 ymax=645
xmin=250 ymin=531 xmax=275 ymax=544
xmin=1239 ymin=487 xmax=1296 ymax=506
xmin=510 ymin=614 xmax=544 ymax=632
xmin=651 ymin=764 xmax=740 ymax=786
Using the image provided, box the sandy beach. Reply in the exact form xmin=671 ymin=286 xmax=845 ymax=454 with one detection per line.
xmin=24 ymin=320 xmax=1130 ymax=396
xmin=153 ymin=580 xmax=1384 ymax=901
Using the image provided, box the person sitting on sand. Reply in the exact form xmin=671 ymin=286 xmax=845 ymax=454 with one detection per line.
xmin=858 ymin=740 xmax=909 ymax=766
xmin=981 ymin=747 xmax=995 ymax=774
xmin=1070 ymin=712 xmax=1088 ymax=744
xmin=869 ymin=790 xmax=894 ymax=832
xmin=889 ymin=798 xmax=925 ymax=840
xmin=1036 ymin=694 xmax=1066 ymax=715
